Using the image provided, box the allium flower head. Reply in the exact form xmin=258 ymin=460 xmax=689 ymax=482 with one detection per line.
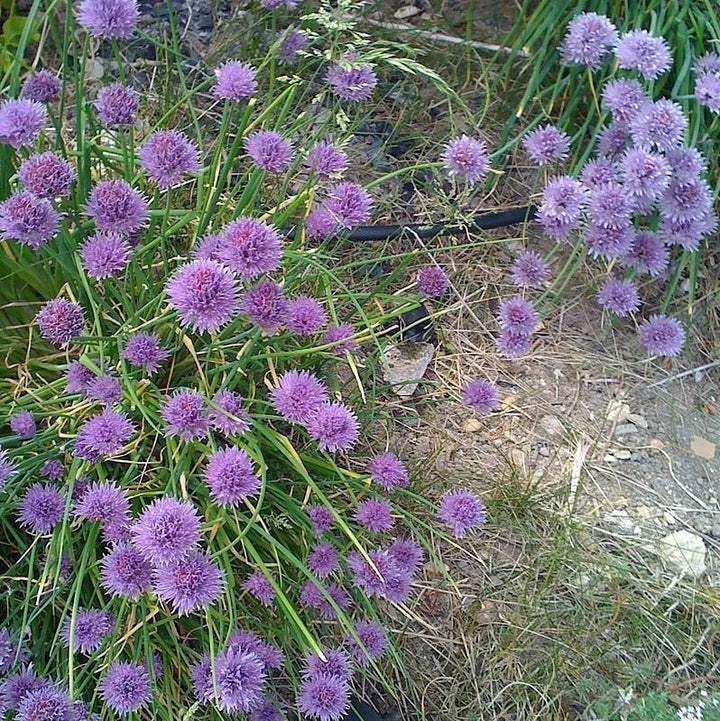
xmin=695 ymin=51 xmax=720 ymax=76
xmin=630 ymin=99 xmax=687 ymax=151
xmin=307 ymin=542 xmax=338 ymax=578
xmin=154 ymin=550 xmax=223 ymax=615
xmin=496 ymin=329 xmax=532 ymax=358
xmin=80 ymin=232 xmax=131 ymax=279
xmin=21 ymin=70 xmax=60 ymax=103
xmin=441 ymin=135 xmax=490 ymax=184
xmin=132 ymin=497 xmax=201 ymax=565
xmin=559 ymin=12 xmax=617 ymax=68
xmin=536 ymin=175 xmax=587 ymax=241
xmin=16 ymin=686 xmax=71 ymax=721
xmin=99 ymin=661 xmax=151 ymax=716
xmin=122 ymin=332 xmax=169 ymax=375
xmin=305 ymin=207 xmax=337 ymax=240
xmin=0 ymin=191 xmax=59 ymax=249
xmin=387 ymin=537 xmax=424 ymax=575
xmin=615 ymin=29 xmax=672 ymax=79
xmin=241 ymin=280 xmax=288 ymax=335
xmin=226 ymin=628 xmax=284 ymax=671
xmin=694 ymin=72 xmax=720 ymax=113
xmin=65 ymin=361 xmax=94 ymax=394
xmin=10 ymin=410 xmax=36 ymax=439
xmin=307 ymin=505 xmax=334 ymax=536
xmin=245 ymin=131 xmax=294 ymax=173
xmin=94 ymin=83 xmax=138 ymax=126
xmin=661 ymin=176 xmax=713 ymax=224
xmin=622 ymin=230 xmax=668 ymax=277
xmin=322 ymin=323 xmax=359 ymax=355
xmin=61 ymin=608 xmax=114 ymax=654
xmin=100 ymin=542 xmax=153 ymax=599
xmin=347 ymin=549 xmax=410 ymax=603
xmin=498 ymin=296 xmax=538 ymax=336
xmin=278 ymin=27 xmax=308 ymax=64
xmin=18 ymin=483 xmax=64 ymax=534
xmin=305 ymin=141 xmax=348 ymax=177
xmin=74 ymin=409 xmax=134 ymax=462
xmin=523 ymin=124 xmax=570 ymax=165
xmin=190 ymin=656 xmax=213 ymax=704
xmin=85 ymin=180 xmax=148 ymax=235
xmin=242 ymin=571 xmax=275 ymax=606
xmin=219 ymin=217 xmax=282 ymax=280
xmin=298 ymin=672 xmax=350 ymax=721
xmin=286 ymin=296 xmax=327 ymax=336
xmin=665 ymin=147 xmax=706 ymax=181
xmin=326 ymin=62 xmax=377 ymax=101
xmin=204 ymin=446 xmax=259 ymax=506
xmin=510 ymin=250 xmax=550 ymax=288
xmin=355 ymin=498 xmax=394 ymax=532
xmin=36 ymin=298 xmax=84 ymax=346
xmin=78 ymin=0 xmax=138 ymax=38
xmin=346 ymin=620 xmax=387 ymax=667
xmin=209 ymin=390 xmax=250 ymax=435
xmin=74 ymin=480 xmax=130 ymax=524
xmin=0 ymin=99 xmax=45 ymax=148
xmin=438 ymin=489 xmax=486 ymax=538
xmin=601 ymin=78 xmax=647 ymax=122
xmin=638 ymin=315 xmax=685 ymax=357
xmin=596 ymin=122 xmax=630 ymax=157
xmin=214 ymin=61 xmax=258 ymax=102
xmin=0 ymin=450 xmax=16 ymax=492
xmin=417 ymin=266 xmax=449 ymax=297
xmin=166 ymin=259 xmax=239 ymax=334
xmin=41 ymin=459 xmax=63 ymax=480
xmin=597 ymin=278 xmax=640 ymax=317
xmin=300 ymin=580 xmax=350 ymax=618
xmin=580 ymin=158 xmax=619 ymax=190
xmin=461 ymin=379 xmax=499 ymax=413
xmin=324 ymin=182 xmax=373 ymax=227
xmin=18 ymin=152 xmax=74 ymax=199
xmin=367 ymin=452 xmax=409 ymax=491
xmin=191 ymin=234 xmax=222 ymax=263
xmin=213 ymin=647 xmax=266 ymax=714
xmin=0 ymin=667 xmax=48 ymax=712
xmin=271 ymin=370 xmax=327 ymax=425
xmin=584 ymin=223 xmax=635 ymax=260
xmin=252 ymin=701 xmax=285 ymax=721
xmin=588 ymin=183 xmax=633 ymax=229
xmin=620 ymin=148 xmax=671 ymax=206
xmin=139 ymin=130 xmax=200 ymax=188
xmin=307 ymin=402 xmax=359 ymax=452
xmin=659 ymin=212 xmax=717 ymax=251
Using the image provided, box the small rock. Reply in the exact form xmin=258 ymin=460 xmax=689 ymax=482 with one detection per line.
xmin=627 ymin=413 xmax=648 ymax=429
xmin=380 ymin=342 xmax=434 ymax=397
xmin=657 ymin=530 xmax=707 ymax=577
xmin=614 ymin=449 xmax=632 ymax=460
xmin=538 ymin=446 xmax=550 ymax=457
xmin=607 ymin=399 xmax=630 ymax=424
xmin=663 ymin=511 xmax=677 ymax=525
xmin=462 ymin=417 xmax=483 ymax=433
xmin=606 ymin=510 xmax=638 ymax=535
xmin=85 ymin=57 xmax=105 ymax=81
xmin=615 ymin=423 xmax=638 ymax=436
xmin=649 ymin=437 xmax=664 ymax=450
xmin=509 ymin=449 xmax=527 ymax=470
xmin=394 ymin=4 xmax=422 ymax=19
xmin=690 ymin=435 xmax=716 ymax=460
xmin=539 ymin=415 xmax=564 ymax=438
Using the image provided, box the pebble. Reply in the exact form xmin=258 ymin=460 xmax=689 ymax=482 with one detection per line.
xmin=539 ymin=414 xmax=564 ymax=438
xmin=380 ymin=341 xmax=434 ymax=397
xmin=657 ymin=530 xmax=707 ymax=577
xmin=627 ymin=413 xmax=648 ymax=429
xmin=394 ymin=4 xmax=422 ymax=19
xmin=607 ymin=399 xmax=630 ymax=424
xmin=613 ymin=449 xmax=632 ymax=460
xmin=614 ymin=423 xmax=638 ymax=437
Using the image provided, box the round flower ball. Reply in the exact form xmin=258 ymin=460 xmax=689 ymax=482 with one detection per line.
xmin=0 ymin=190 xmax=60 ymax=249
xmin=638 ymin=315 xmax=685 ymax=357
xmin=10 ymin=410 xmax=36 ymax=439
xmin=84 ymin=179 xmax=148 ymax=236
xmin=270 ymin=370 xmax=327 ymax=425
xmin=17 ymin=483 xmax=65 ymax=534
xmin=244 ymin=130 xmax=295 ymax=174
xmin=74 ymin=409 xmax=134 ymax=463
xmin=441 ymin=135 xmax=489 ymax=184
xmin=80 ymin=232 xmax=131 ymax=279
xmin=306 ymin=402 xmax=359 ymax=453
xmin=138 ymin=129 xmax=200 ymax=189
xmin=286 ymin=296 xmax=327 ymax=336
xmin=100 ymin=542 xmax=153 ymax=599
xmin=154 ymin=550 xmax=224 ymax=616
xmin=99 ymin=661 xmax=151 ymax=716
xmin=461 ymin=379 xmax=499 ymax=414
xmin=18 ymin=152 xmax=74 ymax=200
xmin=214 ymin=61 xmax=258 ymax=102
xmin=326 ymin=62 xmax=377 ymax=101
xmin=417 ymin=266 xmax=449 ymax=297
xmin=218 ymin=217 xmax=282 ymax=280
xmin=438 ymin=489 xmax=486 ymax=539
xmin=203 ymin=446 xmax=260 ymax=507
xmin=36 ymin=298 xmax=84 ymax=346
xmin=78 ymin=0 xmax=139 ymax=39
xmin=95 ymin=82 xmax=138 ymax=126
xmin=161 ymin=389 xmax=209 ymax=441
xmin=21 ymin=69 xmax=60 ymax=104
xmin=0 ymin=99 xmax=46 ymax=149
xmin=367 ymin=452 xmax=409 ymax=491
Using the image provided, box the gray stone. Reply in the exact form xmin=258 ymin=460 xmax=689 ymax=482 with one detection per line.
xmin=656 ymin=530 xmax=707 ymax=577
xmin=380 ymin=342 xmax=434 ymax=397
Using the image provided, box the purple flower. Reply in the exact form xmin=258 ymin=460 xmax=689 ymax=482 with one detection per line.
xmin=355 ymin=498 xmax=394 ymax=532
xmin=209 ymin=390 xmax=250 ymax=435
xmin=630 ymin=100 xmax=686 ymax=151
xmin=461 ymin=379 xmax=499 ymax=413
xmin=621 ymin=230 xmax=668 ymax=277
xmin=100 ymin=542 xmax=153 ymax=599
xmin=596 ymin=122 xmax=630 ymax=157
xmin=21 ymin=70 xmax=60 ymax=103
xmin=36 ymin=299 xmax=84 ymax=346
xmin=695 ymin=51 xmax=720 ymax=76
xmin=204 ymin=446 xmax=259 ymax=506
xmin=665 ymin=147 xmax=706 ymax=181
xmin=74 ymin=409 xmax=134 ymax=462
xmin=661 ymin=176 xmax=713 ymax=224
xmin=166 ymin=259 xmax=239 ymax=334
xmin=417 ymin=266 xmax=449 ymax=297
xmin=41 ymin=459 xmax=63 ymax=481
xmin=326 ymin=62 xmax=377 ymax=101
xmin=659 ymin=212 xmax=717 ymax=251
xmin=579 ymin=158 xmax=619 ymax=190
xmin=305 ymin=141 xmax=348 ymax=177
xmin=302 ymin=649 xmax=351 ymax=684
xmin=601 ymin=78 xmax=648 ymax=122
xmin=0 ymin=99 xmax=45 ymax=148
xmin=438 ymin=489 xmax=486 ymax=538
xmin=190 ymin=656 xmax=213 ymax=704
xmin=65 ymin=361 xmax=94 ymax=394
xmin=345 ymin=621 xmax=387 ymax=668
xmin=213 ymin=647 xmax=267 ymax=714
xmin=245 ymin=131 xmax=294 ymax=173
xmin=122 ymin=332 xmax=169 ymax=374
xmin=498 ymin=296 xmax=538 ymax=336
xmin=496 ymin=329 xmax=532 ymax=358
xmin=584 ymin=223 xmax=635 ymax=260
xmin=261 ymin=0 xmax=298 ymax=7
xmin=17 ymin=483 xmax=64 ymax=534
xmin=219 ymin=217 xmax=282 ymax=280
xmin=298 ymin=673 xmax=350 ymax=721
xmin=0 ymin=668 xmax=48 ymax=712
xmin=99 ymin=661 xmax=151 ymax=716
xmin=324 ymin=182 xmax=373 ymax=227
xmin=241 ymin=280 xmax=288 ymax=335
xmin=510 ymin=251 xmax=549 ymax=288
xmin=61 ymin=608 xmax=114 ymax=654
xmin=387 ymin=537 xmax=424 ymax=575
xmin=18 ymin=152 xmax=74 ymax=199
xmin=85 ymin=180 xmax=148 ymax=235
xmin=523 ymin=124 xmax=570 ymax=166
xmin=615 ymin=30 xmax=672 ymax=79
xmin=132 ymin=497 xmax=201 ymax=565
xmin=307 ymin=542 xmax=338 ymax=578
xmin=559 ymin=12 xmax=617 ymax=68
xmin=192 ymin=232 xmax=224 ymax=262
xmin=307 ymin=402 xmax=359 ymax=452
xmin=286 ymin=296 xmax=327 ymax=336
xmin=638 ymin=315 xmax=685 ymax=357
xmin=588 ymin=183 xmax=632 ymax=229
xmin=242 ymin=571 xmax=275 ymax=606
xmin=597 ymin=278 xmax=640 ymax=317
xmin=278 ymin=28 xmax=308 ymax=65
xmin=0 ymin=191 xmax=59 ymax=249
xmin=322 ymin=323 xmax=359 ymax=355
xmin=226 ymin=629 xmax=284 ymax=672
xmin=214 ymin=61 xmax=258 ymax=102
xmin=347 ymin=549 xmax=410 ymax=603
xmin=271 ymin=370 xmax=327 ymax=424
xmin=80 ymin=232 xmax=131 ymax=279
xmin=305 ymin=207 xmax=337 ymax=240
xmin=16 ymin=686 xmax=71 ymax=721
xmin=441 ymin=135 xmax=490 ymax=184
xmin=0 ymin=450 xmax=16 ymax=492
xmin=10 ymin=410 xmax=36 ymax=439
xmin=367 ymin=453 xmax=409 ymax=491
xmin=620 ymin=148 xmax=671 ymax=206
xmin=138 ymin=130 xmax=200 ymax=189
xmin=95 ymin=83 xmax=138 ymax=126
xmin=536 ymin=175 xmax=587 ymax=241
xmin=252 ymin=702 xmax=285 ymax=721
xmin=74 ymin=480 xmax=130 ymax=524
xmin=307 ymin=505 xmax=333 ymax=537
xmin=154 ymin=550 xmax=223 ymax=615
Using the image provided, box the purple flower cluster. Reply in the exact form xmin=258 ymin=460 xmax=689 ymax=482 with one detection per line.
xmin=461 ymin=379 xmax=499 ymax=414
xmin=138 ymin=130 xmax=200 ymax=188
xmin=61 ymin=608 xmax=115 ymax=654
xmin=242 ymin=279 xmax=288 ymax=334
xmin=85 ymin=180 xmax=148 ymax=236
xmin=21 ymin=70 xmax=60 ymax=103
xmin=0 ymin=191 xmax=59 ymax=249
xmin=0 ymin=99 xmax=46 ymax=148
xmin=559 ymin=12 xmax=617 ymax=69
xmin=597 ymin=278 xmax=640 ymax=317
xmin=417 ymin=266 xmax=449 ymax=297
xmin=74 ymin=409 xmax=134 ymax=462
xmin=80 ymin=232 xmax=131 ymax=279
xmin=615 ymin=30 xmax=672 ymax=80
xmin=218 ymin=217 xmax=282 ymax=280
xmin=536 ymin=175 xmax=587 ymax=241
xmin=95 ymin=83 xmax=138 ymax=126
xmin=496 ymin=297 xmax=538 ymax=358
xmin=438 ymin=489 xmax=486 ymax=538
xmin=245 ymin=131 xmax=295 ymax=174
xmin=18 ymin=152 xmax=74 ymax=200
xmin=214 ymin=61 xmax=258 ymax=101
xmin=99 ymin=661 xmax=151 ymax=715
xmin=326 ymin=62 xmax=377 ymax=101
xmin=510 ymin=251 xmax=550 ymax=288
xmin=441 ymin=135 xmax=490 ymax=184
xmin=305 ymin=141 xmax=348 ymax=177
xmin=122 ymin=332 xmax=169 ymax=374
xmin=695 ymin=52 xmax=720 ymax=113
xmin=10 ymin=410 xmax=36 ymax=440
xmin=36 ymin=298 xmax=84 ymax=346
xmin=203 ymin=446 xmax=259 ymax=506
xmin=78 ymin=0 xmax=138 ymax=38
xmin=523 ymin=125 xmax=570 ymax=166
